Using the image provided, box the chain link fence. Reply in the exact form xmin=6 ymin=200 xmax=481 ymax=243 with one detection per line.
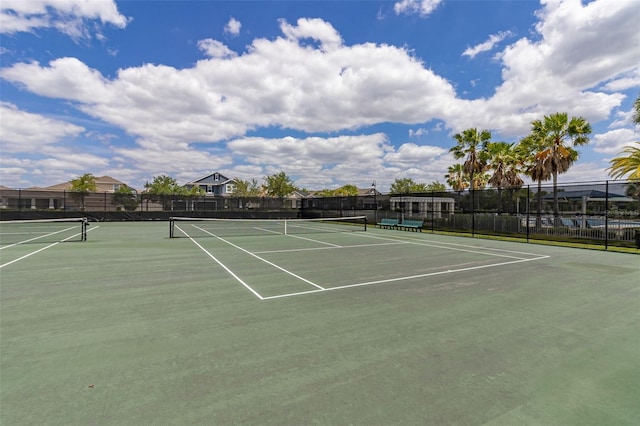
xmin=1 ymin=180 xmax=638 ymax=249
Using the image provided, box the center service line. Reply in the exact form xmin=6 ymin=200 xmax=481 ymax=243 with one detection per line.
xmin=193 ymin=225 xmax=325 ymax=290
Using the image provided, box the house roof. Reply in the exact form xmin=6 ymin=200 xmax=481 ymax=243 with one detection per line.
xmin=184 ymin=172 xmax=233 ymax=185
xmin=42 ymin=176 xmax=132 ymax=192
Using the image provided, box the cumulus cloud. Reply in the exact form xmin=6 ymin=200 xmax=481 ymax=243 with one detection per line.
xmin=0 ymin=0 xmax=130 ymax=40
xmin=0 ymin=102 xmax=85 ymax=152
xmin=451 ymin=0 xmax=639 ymax=136
xmin=224 ymin=17 xmax=241 ymax=36
xmin=592 ymin=128 xmax=638 ymax=154
xmin=279 ymin=18 xmax=343 ymax=51
xmin=198 ymin=39 xmax=237 ymax=58
xmin=394 ymin=0 xmax=443 ymax=17
xmin=384 ymin=143 xmax=447 ymax=167
xmin=1 ymin=1 xmax=639 ymax=188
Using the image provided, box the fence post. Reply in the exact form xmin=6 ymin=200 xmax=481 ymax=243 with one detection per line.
xmin=526 ymin=185 xmax=530 ymax=242
xmin=471 ymin=189 xmax=475 ymax=236
xmin=605 ymin=180 xmax=609 ymax=250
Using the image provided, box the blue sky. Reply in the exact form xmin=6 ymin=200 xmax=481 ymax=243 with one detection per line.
xmin=1 ymin=0 xmax=638 ymax=192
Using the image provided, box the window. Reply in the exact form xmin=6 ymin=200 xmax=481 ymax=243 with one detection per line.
xmin=214 ymin=173 xmax=220 ymax=181
xmin=226 ymin=183 xmax=236 ymax=193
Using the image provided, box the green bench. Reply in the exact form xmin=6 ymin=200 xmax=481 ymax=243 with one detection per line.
xmin=398 ymin=219 xmax=424 ymax=232
xmin=377 ymin=218 xmax=399 ymax=229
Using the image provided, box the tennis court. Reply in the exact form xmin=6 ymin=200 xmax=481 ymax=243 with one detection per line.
xmin=1 ymin=219 xmax=639 ymax=425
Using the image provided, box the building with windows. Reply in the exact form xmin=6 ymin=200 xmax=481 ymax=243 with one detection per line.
xmin=0 ymin=176 xmax=134 ymax=210
xmin=183 ymin=172 xmax=236 ymax=196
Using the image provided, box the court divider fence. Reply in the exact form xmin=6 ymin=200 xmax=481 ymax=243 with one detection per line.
xmin=1 ymin=179 xmax=638 ymax=249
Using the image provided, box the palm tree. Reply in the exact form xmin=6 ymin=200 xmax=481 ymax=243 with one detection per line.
xmin=70 ymin=173 xmax=97 ymax=211
xmin=450 ymin=128 xmax=491 ymax=185
xmin=450 ymin=128 xmax=491 ymax=214
xmin=518 ymin=135 xmax=552 ymax=227
xmin=445 ymin=164 xmax=468 ymax=193
xmin=607 ymin=143 xmax=640 ymax=180
xmin=485 ymin=141 xmax=523 ymax=214
xmin=528 ymin=112 xmax=591 ymax=224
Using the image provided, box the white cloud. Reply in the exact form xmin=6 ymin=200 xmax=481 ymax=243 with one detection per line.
xmin=383 ymin=143 xmax=447 ymax=167
xmin=0 ymin=102 xmax=85 ymax=152
xmin=224 ymin=17 xmax=241 ymax=36
xmin=592 ymin=128 xmax=638 ymax=154
xmin=1 ymin=1 xmax=638 ymax=189
xmin=198 ymin=39 xmax=237 ymax=59
xmin=450 ymin=0 xmax=639 ymax=136
xmin=279 ymin=18 xmax=343 ymax=52
xmin=409 ymin=128 xmax=428 ymax=137
xmin=0 ymin=0 xmax=130 ymax=40
xmin=394 ymin=0 xmax=443 ymax=17
xmin=462 ymin=31 xmax=513 ymax=59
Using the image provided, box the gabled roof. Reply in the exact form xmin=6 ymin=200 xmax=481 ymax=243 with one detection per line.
xmin=184 ymin=172 xmax=233 ymax=185
xmin=42 ymin=176 xmax=132 ymax=192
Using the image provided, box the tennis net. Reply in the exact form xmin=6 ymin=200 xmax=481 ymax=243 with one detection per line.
xmin=0 ymin=218 xmax=88 ymax=245
xmin=170 ymin=216 xmax=367 ymax=238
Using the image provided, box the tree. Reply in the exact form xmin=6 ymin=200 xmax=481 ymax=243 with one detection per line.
xmin=528 ymin=112 xmax=591 ymax=223
xmin=633 ymin=94 xmax=640 ymax=125
xmin=425 ymin=181 xmax=446 ymax=192
xmin=484 ymin=142 xmax=523 ymax=213
xmin=607 ymin=143 xmax=640 ymax=180
xmin=144 ymin=174 xmax=183 ymax=194
xmin=70 ymin=173 xmax=97 ymax=211
xmin=232 ymin=178 xmax=261 ymax=197
xmin=518 ymin=135 xmax=552 ymax=226
xmin=450 ymin=128 xmax=491 ymax=187
xmin=450 ymin=128 xmax=491 ymax=213
xmin=333 ymin=184 xmax=359 ymax=196
xmin=111 ymin=186 xmax=139 ymax=211
xmin=445 ymin=164 xmax=469 ymax=193
xmin=144 ymin=174 xmax=185 ymax=210
xmin=263 ymin=171 xmax=297 ymax=198
xmin=389 ymin=178 xmax=427 ymax=194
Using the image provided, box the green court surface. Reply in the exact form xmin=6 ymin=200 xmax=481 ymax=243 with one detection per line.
xmin=1 ymin=221 xmax=638 ymax=425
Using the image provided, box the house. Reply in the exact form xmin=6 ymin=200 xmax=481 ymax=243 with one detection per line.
xmin=184 ymin=172 xmax=236 ymax=196
xmin=45 ymin=175 xmax=133 ymax=193
xmin=0 ymin=176 xmax=135 ymax=210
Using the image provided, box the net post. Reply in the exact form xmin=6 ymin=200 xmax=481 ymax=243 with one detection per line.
xmin=169 ymin=217 xmax=174 ymax=238
xmin=82 ymin=217 xmax=87 ymax=241
xmin=364 ymin=216 xmax=367 ymax=231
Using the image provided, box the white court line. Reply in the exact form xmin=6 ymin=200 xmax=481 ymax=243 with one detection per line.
xmin=353 ymin=232 xmax=546 ymax=260
xmin=254 ymin=240 xmax=408 ymax=254
xmin=0 ymin=226 xmax=77 ymax=250
xmin=0 ymin=226 xmax=99 ymax=269
xmin=286 ymin=233 xmax=342 ymax=248
xmin=183 ymin=224 xmax=324 ymax=294
xmin=176 ymin=226 xmax=264 ymax=300
xmin=365 ymin=231 xmax=550 ymax=258
xmin=262 ymin=255 xmax=550 ymax=300
xmin=179 ymin=224 xmax=550 ymax=301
